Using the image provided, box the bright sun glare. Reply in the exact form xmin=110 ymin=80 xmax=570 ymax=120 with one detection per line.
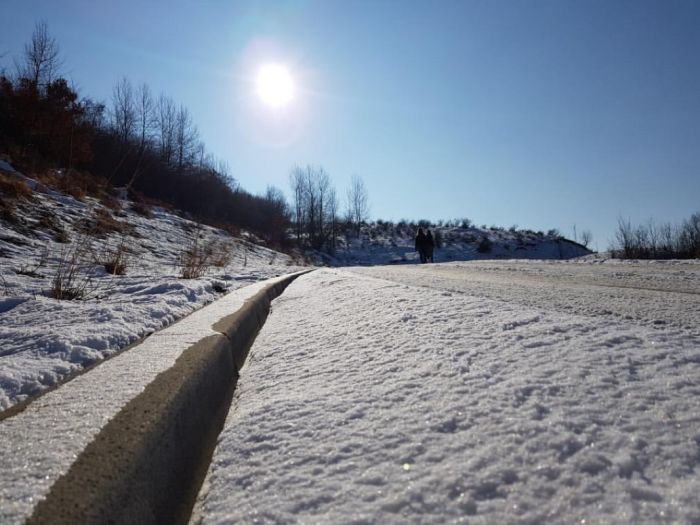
xmin=256 ymin=64 xmax=295 ymax=109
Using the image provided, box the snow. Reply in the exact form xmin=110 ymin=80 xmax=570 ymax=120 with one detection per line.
xmin=0 ymin=273 xmax=296 ymax=525
xmin=193 ymin=262 xmax=700 ymax=524
xmin=0 ymin=170 xmax=304 ymax=410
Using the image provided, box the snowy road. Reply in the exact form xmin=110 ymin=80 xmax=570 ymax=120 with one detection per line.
xmin=194 ymin=261 xmax=700 ymax=524
xmin=348 ymin=260 xmax=700 ymax=335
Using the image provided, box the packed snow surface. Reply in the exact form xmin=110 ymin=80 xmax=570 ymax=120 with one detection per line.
xmin=194 ymin=261 xmax=700 ymax=524
xmin=0 ymin=171 xmax=303 ymax=410
xmin=0 ymin=274 xmax=296 ymax=524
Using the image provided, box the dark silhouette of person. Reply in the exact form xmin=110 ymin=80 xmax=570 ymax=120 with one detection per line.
xmin=415 ymin=227 xmax=427 ymax=263
xmin=425 ymin=229 xmax=435 ymax=263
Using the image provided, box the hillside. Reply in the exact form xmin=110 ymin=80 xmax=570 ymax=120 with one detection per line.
xmin=0 ymin=160 xmax=304 ymax=410
xmin=328 ymin=223 xmax=591 ymax=266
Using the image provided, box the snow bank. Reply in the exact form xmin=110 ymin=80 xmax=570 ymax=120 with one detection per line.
xmin=194 ymin=264 xmax=700 ymax=524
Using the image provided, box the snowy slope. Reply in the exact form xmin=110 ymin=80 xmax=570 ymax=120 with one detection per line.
xmin=329 ymin=224 xmax=591 ymax=266
xmin=0 ymin=165 xmax=305 ymax=410
xmin=194 ymin=262 xmax=700 ymax=524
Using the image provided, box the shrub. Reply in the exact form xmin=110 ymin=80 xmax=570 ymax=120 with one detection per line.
xmin=477 ymin=236 xmax=492 ymax=254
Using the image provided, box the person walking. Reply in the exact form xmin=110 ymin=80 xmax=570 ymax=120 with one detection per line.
xmin=415 ymin=227 xmax=427 ymax=263
xmin=425 ymin=229 xmax=435 ymax=263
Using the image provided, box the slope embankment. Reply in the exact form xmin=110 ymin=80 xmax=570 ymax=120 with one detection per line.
xmin=0 ymin=270 xmax=310 ymax=525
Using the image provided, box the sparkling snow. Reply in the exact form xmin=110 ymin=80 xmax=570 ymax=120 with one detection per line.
xmin=194 ymin=262 xmax=700 ymax=524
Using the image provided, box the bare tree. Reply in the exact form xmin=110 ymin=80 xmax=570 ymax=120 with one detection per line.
xmin=175 ymin=105 xmax=197 ymax=169
xmin=16 ymin=20 xmax=62 ymax=87
xmin=135 ymin=83 xmax=153 ymax=150
xmin=288 ymin=165 xmax=339 ymax=250
xmin=126 ymin=82 xmax=154 ymax=188
xmin=346 ymin=175 xmax=370 ymax=236
xmin=327 ymin=186 xmax=339 ymax=253
xmin=111 ymin=77 xmax=135 ymax=145
xmin=155 ymin=93 xmax=177 ymax=165
xmin=194 ymin=141 xmax=207 ymax=169
xmin=580 ymin=229 xmax=593 ymax=248
xmin=290 ymin=166 xmax=306 ymax=242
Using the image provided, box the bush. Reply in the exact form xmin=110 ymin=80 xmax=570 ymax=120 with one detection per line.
xmin=477 ymin=236 xmax=492 ymax=254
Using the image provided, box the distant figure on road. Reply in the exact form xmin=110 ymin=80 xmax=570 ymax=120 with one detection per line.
xmin=415 ymin=227 xmax=427 ymax=263
xmin=425 ymin=229 xmax=435 ymax=263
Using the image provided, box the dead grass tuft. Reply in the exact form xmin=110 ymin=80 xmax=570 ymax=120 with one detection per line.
xmin=210 ymin=240 xmax=234 ymax=267
xmin=97 ymin=238 xmax=130 ymax=276
xmin=77 ymin=207 xmax=132 ymax=237
xmin=36 ymin=169 xmax=109 ymax=201
xmin=179 ymin=228 xmax=214 ymax=279
xmin=49 ymin=235 xmax=99 ymax=300
xmin=130 ymin=200 xmax=152 ymax=218
xmin=0 ymin=172 xmax=33 ymax=200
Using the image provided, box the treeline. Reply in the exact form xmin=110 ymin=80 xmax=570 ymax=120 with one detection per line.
xmin=0 ymin=22 xmax=288 ymax=243
xmin=611 ymin=214 xmax=700 ymax=259
xmin=288 ymin=167 xmax=369 ymax=252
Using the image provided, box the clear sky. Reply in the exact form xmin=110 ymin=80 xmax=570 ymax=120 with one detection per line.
xmin=2 ymin=0 xmax=699 ymax=249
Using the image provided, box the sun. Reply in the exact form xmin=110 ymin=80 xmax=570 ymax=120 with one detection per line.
xmin=256 ymin=64 xmax=295 ymax=109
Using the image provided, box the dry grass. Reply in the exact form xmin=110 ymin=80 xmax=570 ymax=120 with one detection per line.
xmin=0 ymin=172 xmax=33 ymax=199
xmin=130 ymin=200 xmax=152 ymax=218
xmin=36 ymin=211 xmax=71 ymax=243
xmin=99 ymin=193 xmax=122 ymax=212
xmin=179 ymin=229 xmax=214 ymax=279
xmin=97 ymin=238 xmax=130 ymax=276
xmin=49 ymin=234 xmax=98 ymax=300
xmin=77 ymin=207 xmax=132 ymax=237
xmin=36 ymin=169 xmax=109 ymax=202
xmin=0 ymin=173 xmax=33 ymax=225
xmin=210 ymin=240 xmax=234 ymax=267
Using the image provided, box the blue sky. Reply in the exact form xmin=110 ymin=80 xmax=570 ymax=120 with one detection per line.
xmin=2 ymin=0 xmax=699 ymax=249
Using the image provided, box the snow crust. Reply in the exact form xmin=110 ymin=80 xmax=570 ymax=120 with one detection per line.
xmin=194 ymin=263 xmax=700 ymax=524
xmin=0 ymin=274 xmax=293 ymax=525
xmin=0 ymin=175 xmax=303 ymax=410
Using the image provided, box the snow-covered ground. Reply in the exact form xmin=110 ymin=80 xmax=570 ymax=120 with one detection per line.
xmin=194 ymin=261 xmax=700 ymax=524
xmin=0 ymin=165 xmax=304 ymax=410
